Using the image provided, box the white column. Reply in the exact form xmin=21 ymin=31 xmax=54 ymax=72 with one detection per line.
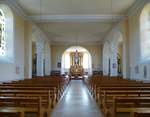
xmin=36 ymin=40 xmax=44 ymax=76
xmin=110 ymin=46 xmax=118 ymax=76
xmin=45 ymin=43 xmax=51 ymax=75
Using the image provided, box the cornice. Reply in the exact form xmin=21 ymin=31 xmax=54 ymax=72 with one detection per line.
xmin=51 ymin=41 xmax=102 ymax=46
xmin=27 ymin=14 xmax=126 ymax=22
xmin=127 ymin=0 xmax=147 ymax=17
xmin=4 ymin=0 xmax=127 ymax=22
xmin=4 ymin=0 xmax=150 ymax=22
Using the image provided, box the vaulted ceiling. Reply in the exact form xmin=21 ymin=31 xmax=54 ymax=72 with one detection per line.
xmin=16 ymin=0 xmax=136 ymax=15
xmin=37 ymin=22 xmax=111 ymax=44
xmin=15 ymin=0 xmax=137 ymax=44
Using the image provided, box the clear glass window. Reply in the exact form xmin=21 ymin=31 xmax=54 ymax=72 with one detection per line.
xmin=0 ymin=9 xmax=5 ymax=56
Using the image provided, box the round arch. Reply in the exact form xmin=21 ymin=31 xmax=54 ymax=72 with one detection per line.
xmin=110 ymin=30 xmax=124 ymax=77
xmin=61 ymin=46 xmax=92 ymax=75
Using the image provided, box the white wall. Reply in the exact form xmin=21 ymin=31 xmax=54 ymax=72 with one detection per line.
xmin=25 ymin=23 xmax=51 ymax=78
xmin=128 ymin=1 xmax=150 ymax=80
xmin=0 ymin=3 xmax=51 ymax=81
xmin=51 ymin=44 xmax=103 ymax=72
xmin=102 ymin=1 xmax=150 ymax=81
xmin=0 ymin=7 xmax=25 ymax=82
xmin=103 ymin=22 xmax=129 ymax=78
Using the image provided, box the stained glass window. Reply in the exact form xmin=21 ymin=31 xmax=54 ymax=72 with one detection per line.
xmin=0 ymin=9 xmax=5 ymax=56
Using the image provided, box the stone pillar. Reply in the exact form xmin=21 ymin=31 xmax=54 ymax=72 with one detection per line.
xmin=36 ymin=39 xmax=44 ymax=76
xmin=110 ymin=45 xmax=118 ymax=76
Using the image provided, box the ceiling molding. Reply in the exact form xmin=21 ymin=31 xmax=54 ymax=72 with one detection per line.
xmin=5 ymin=0 xmax=27 ymax=18
xmin=5 ymin=0 xmax=148 ymax=22
xmin=27 ymin=14 xmax=126 ymax=22
xmin=127 ymin=0 xmax=147 ymax=17
xmin=51 ymin=41 xmax=102 ymax=46
xmin=5 ymin=0 xmax=134 ymax=22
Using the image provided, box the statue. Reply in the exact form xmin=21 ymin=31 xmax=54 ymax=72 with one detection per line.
xmin=74 ymin=50 xmax=79 ymax=64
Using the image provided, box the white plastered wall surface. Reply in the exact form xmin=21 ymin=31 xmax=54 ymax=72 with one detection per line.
xmin=102 ymin=21 xmax=129 ymax=79
xmin=0 ymin=3 xmax=25 ymax=82
xmin=0 ymin=2 xmax=51 ymax=81
xmin=51 ymin=44 xmax=102 ymax=73
xmin=24 ymin=23 xmax=51 ymax=78
xmin=102 ymin=1 xmax=150 ymax=80
xmin=128 ymin=1 xmax=150 ymax=81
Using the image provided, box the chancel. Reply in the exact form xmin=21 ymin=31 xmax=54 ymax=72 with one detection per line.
xmin=70 ymin=50 xmax=84 ymax=78
xmin=0 ymin=0 xmax=150 ymax=117
xmin=62 ymin=46 xmax=92 ymax=79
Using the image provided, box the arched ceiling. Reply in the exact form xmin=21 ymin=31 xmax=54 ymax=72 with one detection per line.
xmin=37 ymin=22 xmax=112 ymax=44
xmin=16 ymin=0 xmax=136 ymax=15
xmin=15 ymin=0 xmax=137 ymax=44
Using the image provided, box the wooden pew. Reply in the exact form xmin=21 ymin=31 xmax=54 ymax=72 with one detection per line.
xmin=130 ymin=108 xmax=150 ymax=117
xmin=0 ymin=86 xmax=56 ymax=104
xmin=0 ymin=90 xmax=52 ymax=116
xmin=0 ymin=96 xmax=42 ymax=117
xmin=113 ymin=97 xmax=150 ymax=117
xmin=85 ymin=76 xmax=150 ymax=117
xmin=0 ymin=76 xmax=70 ymax=117
xmin=98 ymin=87 xmax=150 ymax=106
xmin=3 ymin=76 xmax=70 ymax=98
xmin=86 ymin=77 xmax=142 ymax=97
xmin=4 ymin=76 xmax=69 ymax=96
xmin=102 ymin=90 xmax=150 ymax=116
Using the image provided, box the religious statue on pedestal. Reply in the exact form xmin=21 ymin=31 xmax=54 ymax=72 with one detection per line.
xmin=70 ymin=51 xmax=83 ymax=78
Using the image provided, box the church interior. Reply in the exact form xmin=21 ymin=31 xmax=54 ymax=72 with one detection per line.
xmin=0 ymin=0 xmax=150 ymax=117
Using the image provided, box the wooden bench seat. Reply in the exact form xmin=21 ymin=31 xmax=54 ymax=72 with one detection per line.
xmin=130 ymin=108 xmax=150 ymax=117
xmin=0 ymin=84 xmax=60 ymax=101
xmin=0 ymin=97 xmax=42 ymax=117
xmin=0 ymin=90 xmax=53 ymax=108
xmin=0 ymin=107 xmax=24 ymax=117
xmin=98 ymin=87 xmax=150 ymax=105
xmin=102 ymin=90 xmax=150 ymax=115
xmin=0 ymin=86 xmax=56 ymax=102
xmin=0 ymin=76 xmax=70 ymax=117
xmin=112 ymin=97 xmax=150 ymax=117
xmin=84 ymin=76 xmax=150 ymax=117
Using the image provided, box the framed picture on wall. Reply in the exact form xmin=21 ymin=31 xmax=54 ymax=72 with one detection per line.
xmin=144 ymin=66 xmax=147 ymax=78
xmin=57 ymin=62 xmax=61 ymax=68
xmin=135 ymin=65 xmax=139 ymax=74
xmin=112 ymin=63 xmax=117 ymax=68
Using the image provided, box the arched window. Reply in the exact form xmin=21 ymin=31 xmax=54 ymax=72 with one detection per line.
xmin=0 ymin=4 xmax=14 ymax=63
xmin=64 ymin=52 xmax=70 ymax=69
xmin=83 ymin=53 xmax=89 ymax=69
xmin=140 ymin=3 xmax=150 ymax=62
xmin=0 ymin=9 xmax=5 ymax=56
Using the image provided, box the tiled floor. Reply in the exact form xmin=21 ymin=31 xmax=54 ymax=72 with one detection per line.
xmin=51 ymin=80 xmax=104 ymax=117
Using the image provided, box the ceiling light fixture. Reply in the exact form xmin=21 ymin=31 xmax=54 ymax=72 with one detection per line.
xmin=74 ymin=33 xmax=79 ymax=65
xmin=110 ymin=0 xmax=114 ymax=27
xmin=40 ymin=0 xmax=42 ymax=21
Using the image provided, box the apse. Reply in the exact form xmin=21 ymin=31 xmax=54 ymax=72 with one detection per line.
xmin=61 ymin=46 xmax=92 ymax=75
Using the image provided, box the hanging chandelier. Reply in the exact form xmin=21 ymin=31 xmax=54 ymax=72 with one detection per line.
xmin=110 ymin=0 xmax=114 ymax=29
xmin=74 ymin=33 xmax=79 ymax=64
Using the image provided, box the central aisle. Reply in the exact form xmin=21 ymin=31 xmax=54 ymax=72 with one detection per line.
xmin=51 ymin=80 xmax=104 ymax=117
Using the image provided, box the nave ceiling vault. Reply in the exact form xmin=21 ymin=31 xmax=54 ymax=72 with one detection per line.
xmin=5 ymin=0 xmax=141 ymax=44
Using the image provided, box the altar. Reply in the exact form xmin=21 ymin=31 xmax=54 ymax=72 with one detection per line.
xmin=69 ymin=51 xmax=84 ymax=79
xmin=70 ymin=65 xmax=83 ymax=77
